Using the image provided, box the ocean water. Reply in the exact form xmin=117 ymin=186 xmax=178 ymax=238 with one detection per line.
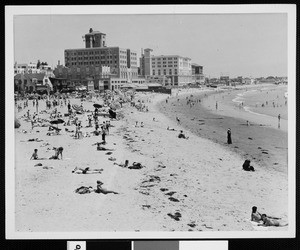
xmin=230 ymin=85 xmax=288 ymax=120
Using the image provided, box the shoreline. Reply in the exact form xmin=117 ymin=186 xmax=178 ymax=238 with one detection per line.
xmin=157 ymin=86 xmax=288 ymax=173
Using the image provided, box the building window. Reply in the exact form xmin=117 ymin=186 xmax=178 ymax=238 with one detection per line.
xmin=175 ymin=69 xmax=178 ymax=75
xmin=164 ymin=69 xmax=166 ymax=75
xmin=169 ymin=69 xmax=172 ymax=75
xmin=152 ymin=70 xmax=155 ymax=75
xmin=158 ymin=70 xmax=161 ymax=75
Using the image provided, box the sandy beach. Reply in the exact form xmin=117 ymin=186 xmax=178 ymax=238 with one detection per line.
xmin=13 ymin=86 xmax=288 ymax=234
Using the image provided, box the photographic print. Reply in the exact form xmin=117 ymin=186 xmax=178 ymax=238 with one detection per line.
xmin=5 ymin=5 xmax=296 ymax=239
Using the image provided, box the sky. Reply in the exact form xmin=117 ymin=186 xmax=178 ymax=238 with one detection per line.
xmin=13 ymin=11 xmax=288 ymax=78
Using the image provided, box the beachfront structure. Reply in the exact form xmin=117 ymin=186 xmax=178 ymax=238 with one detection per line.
xmin=14 ymin=62 xmax=54 ymax=77
xmin=191 ymin=63 xmax=205 ymax=85
xmin=151 ymin=55 xmax=192 ymax=86
xmin=63 ymin=28 xmax=139 ymax=90
xmin=14 ymin=73 xmax=53 ymax=94
xmin=140 ymin=49 xmax=202 ymax=87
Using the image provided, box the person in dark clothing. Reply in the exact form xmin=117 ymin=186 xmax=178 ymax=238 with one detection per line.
xmin=242 ymin=159 xmax=255 ymax=171
xmin=227 ymin=128 xmax=232 ymax=144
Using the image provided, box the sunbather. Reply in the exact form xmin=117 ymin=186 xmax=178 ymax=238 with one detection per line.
xmin=94 ymin=180 xmax=119 ymax=194
xmin=113 ymin=160 xmax=129 ymax=168
xmin=178 ymin=130 xmax=189 ymax=139
xmin=251 ymin=206 xmax=281 ymax=222
xmin=72 ymin=167 xmax=103 ymax=174
xmin=128 ymin=162 xmax=144 ymax=169
xmin=258 ymin=214 xmax=288 ymax=227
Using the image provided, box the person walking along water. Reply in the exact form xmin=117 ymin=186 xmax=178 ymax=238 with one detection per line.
xmin=227 ymin=128 xmax=232 ymax=144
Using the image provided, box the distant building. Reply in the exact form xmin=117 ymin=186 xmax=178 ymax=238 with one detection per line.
xmin=191 ymin=63 xmax=205 ymax=84
xmin=139 ymin=49 xmax=204 ymax=87
xmin=14 ymin=73 xmax=53 ymax=94
xmin=14 ymin=62 xmax=54 ymax=77
xmin=63 ymin=28 xmax=139 ymax=90
xmin=220 ymin=75 xmax=230 ymax=85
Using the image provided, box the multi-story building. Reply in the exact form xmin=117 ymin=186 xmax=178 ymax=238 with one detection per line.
xmin=151 ymin=55 xmax=192 ymax=87
xmin=63 ymin=28 xmax=139 ymax=90
xmin=191 ymin=63 xmax=205 ymax=85
xmin=140 ymin=49 xmax=196 ymax=87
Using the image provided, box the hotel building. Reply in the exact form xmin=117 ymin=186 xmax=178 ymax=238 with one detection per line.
xmin=62 ymin=28 xmax=140 ymax=90
xmin=140 ymin=49 xmax=201 ymax=87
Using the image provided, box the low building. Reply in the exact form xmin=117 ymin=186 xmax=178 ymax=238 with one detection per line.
xmin=14 ymin=73 xmax=53 ymax=94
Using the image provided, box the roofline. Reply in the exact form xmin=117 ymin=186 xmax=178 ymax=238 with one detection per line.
xmin=151 ymin=55 xmax=191 ymax=60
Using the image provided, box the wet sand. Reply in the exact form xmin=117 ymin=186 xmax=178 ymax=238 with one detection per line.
xmin=158 ymin=86 xmax=288 ymax=173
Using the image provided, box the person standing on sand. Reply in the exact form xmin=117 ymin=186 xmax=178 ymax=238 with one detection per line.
xmin=101 ymin=126 xmax=107 ymax=144
xmin=278 ymin=114 xmax=281 ymax=128
xmin=216 ymin=101 xmax=218 ymax=110
xmin=227 ymin=128 xmax=232 ymax=144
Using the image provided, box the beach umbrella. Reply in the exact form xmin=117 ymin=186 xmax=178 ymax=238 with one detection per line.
xmin=50 ymin=118 xmax=64 ymax=125
xmin=93 ymin=103 xmax=102 ymax=109
xmin=50 ymin=118 xmax=64 ymax=130
xmin=72 ymin=104 xmax=84 ymax=112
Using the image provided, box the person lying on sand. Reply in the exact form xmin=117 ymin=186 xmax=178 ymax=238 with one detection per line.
xmin=72 ymin=167 xmax=103 ymax=174
xmin=94 ymin=180 xmax=119 ymax=194
xmin=114 ymin=160 xmax=129 ymax=168
xmin=258 ymin=214 xmax=288 ymax=227
xmin=49 ymin=147 xmax=63 ymax=160
xmin=27 ymin=138 xmax=43 ymax=142
xmin=167 ymin=126 xmax=176 ymax=131
xmin=128 ymin=162 xmax=144 ymax=169
xmin=178 ymin=130 xmax=189 ymax=139
xmin=94 ymin=142 xmax=115 ymax=151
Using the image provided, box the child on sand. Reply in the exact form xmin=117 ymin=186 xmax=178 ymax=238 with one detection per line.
xmin=30 ymin=149 xmax=38 ymax=160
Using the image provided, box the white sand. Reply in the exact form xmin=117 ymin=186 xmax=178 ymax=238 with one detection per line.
xmin=13 ymin=89 xmax=288 ymax=233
